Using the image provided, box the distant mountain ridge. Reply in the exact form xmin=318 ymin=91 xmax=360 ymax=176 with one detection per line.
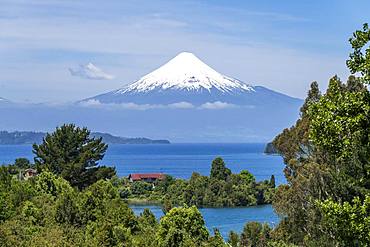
xmin=0 ymin=131 xmax=170 ymax=145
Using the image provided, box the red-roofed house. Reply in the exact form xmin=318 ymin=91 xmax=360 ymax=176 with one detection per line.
xmin=128 ymin=173 xmax=165 ymax=183
xmin=24 ymin=168 xmax=38 ymax=180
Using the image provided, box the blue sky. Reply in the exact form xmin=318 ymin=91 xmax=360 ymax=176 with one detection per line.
xmin=0 ymin=0 xmax=369 ymax=103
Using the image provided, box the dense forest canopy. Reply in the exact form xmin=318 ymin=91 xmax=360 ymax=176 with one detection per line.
xmin=121 ymin=157 xmax=275 ymax=208
xmin=271 ymin=23 xmax=370 ymax=246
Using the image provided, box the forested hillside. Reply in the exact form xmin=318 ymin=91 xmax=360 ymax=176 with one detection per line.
xmin=270 ymin=24 xmax=370 ymax=246
xmin=0 ymin=130 xmax=170 ymax=145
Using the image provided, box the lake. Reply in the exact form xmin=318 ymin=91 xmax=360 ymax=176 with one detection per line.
xmin=131 ymin=204 xmax=279 ymax=239
xmin=0 ymin=143 xmax=285 ymax=184
xmin=0 ymin=143 xmax=284 ymax=237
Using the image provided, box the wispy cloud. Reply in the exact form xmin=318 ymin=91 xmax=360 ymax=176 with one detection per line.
xmin=168 ymin=102 xmax=194 ymax=109
xmin=78 ymin=100 xmax=195 ymax=110
xmin=79 ymin=100 xmax=158 ymax=110
xmin=199 ymin=101 xmax=238 ymax=110
xmin=69 ymin=63 xmax=114 ymax=80
xmin=78 ymin=100 xmax=245 ymax=111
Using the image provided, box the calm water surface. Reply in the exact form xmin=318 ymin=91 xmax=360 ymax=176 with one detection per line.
xmin=131 ymin=204 xmax=279 ymax=239
xmin=0 ymin=143 xmax=285 ymax=183
xmin=0 ymin=143 xmax=284 ymax=236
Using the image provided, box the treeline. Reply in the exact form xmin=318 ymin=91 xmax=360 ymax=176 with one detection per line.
xmin=122 ymin=157 xmax=276 ymax=208
xmin=0 ymin=167 xmax=278 ymax=246
xmin=0 ymin=124 xmax=277 ymax=246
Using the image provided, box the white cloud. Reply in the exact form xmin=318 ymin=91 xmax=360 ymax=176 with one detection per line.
xmin=115 ymin=103 xmax=162 ymax=110
xmin=78 ymin=99 xmax=102 ymax=107
xmin=78 ymin=100 xmax=155 ymax=110
xmin=199 ymin=101 xmax=238 ymax=110
xmin=69 ymin=63 xmax=114 ymax=80
xmin=78 ymin=100 xmax=254 ymax=110
xmin=168 ymin=102 xmax=194 ymax=109
xmin=78 ymin=100 xmax=195 ymax=110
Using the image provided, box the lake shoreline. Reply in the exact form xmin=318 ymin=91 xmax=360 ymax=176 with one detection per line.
xmin=126 ymin=197 xmax=273 ymax=208
xmin=130 ymin=204 xmax=279 ymax=239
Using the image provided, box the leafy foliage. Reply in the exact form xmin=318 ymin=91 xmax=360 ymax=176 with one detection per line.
xmin=0 ymin=165 xmax=242 ymax=246
xmin=14 ymin=158 xmax=32 ymax=169
xmin=157 ymin=206 xmax=209 ymax=247
xmin=210 ymin=157 xmax=231 ymax=180
xmin=240 ymin=222 xmax=271 ymax=247
xmin=123 ymin=157 xmax=275 ymax=208
xmin=317 ymin=196 xmax=370 ymax=246
xmin=271 ymin=23 xmax=370 ymax=246
xmin=347 ymin=23 xmax=370 ymax=84
xmin=33 ymin=124 xmax=115 ymax=189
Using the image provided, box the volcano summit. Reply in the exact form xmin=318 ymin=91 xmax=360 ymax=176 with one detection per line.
xmin=82 ymin=52 xmax=300 ymax=107
xmin=0 ymin=52 xmax=303 ymax=142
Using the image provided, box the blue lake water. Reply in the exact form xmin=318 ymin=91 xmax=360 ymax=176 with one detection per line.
xmin=131 ymin=204 xmax=279 ymax=239
xmin=0 ymin=143 xmax=285 ymax=184
xmin=0 ymin=143 xmax=284 ymax=236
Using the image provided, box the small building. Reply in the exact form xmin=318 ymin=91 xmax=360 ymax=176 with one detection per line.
xmin=128 ymin=173 xmax=165 ymax=183
xmin=24 ymin=168 xmax=38 ymax=180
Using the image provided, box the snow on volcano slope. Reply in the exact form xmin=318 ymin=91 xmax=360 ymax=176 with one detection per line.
xmin=81 ymin=52 xmax=301 ymax=107
xmin=119 ymin=52 xmax=253 ymax=93
xmin=0 ymin=53 xmax=303 ymax=142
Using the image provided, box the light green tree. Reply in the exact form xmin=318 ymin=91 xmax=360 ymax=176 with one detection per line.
xmin=157 ymin=206 xmax=209 ymax=247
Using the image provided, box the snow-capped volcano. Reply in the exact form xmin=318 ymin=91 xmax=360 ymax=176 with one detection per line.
xmin=118 ymin=52 xmax=253 ymax=93
xmin=0 ymin=53 xmax=303 ymax=142
xmin=82 ymin=52 xmax=300 ymax=107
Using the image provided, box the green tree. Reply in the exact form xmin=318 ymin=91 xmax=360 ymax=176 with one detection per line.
xmin=308 ymin=75 xmax=370 ymax=199
xmin=0 ymin=192 xmax=13 ymax=222
xmin=34 ymin=171 xmax=73 ymax=197
xmin=207 ymin=229 xmax=227 ymax=247
xmin=347 ymin=23 xmax=370 ymax=84
xmin=317 ymin=196 xmax=370 ymax=246
xmin=271 ymin=24 xmax=370 ymax=245
xmin=162 ymin=197 xmax=174 ymax=214
xmin=210 ymin=157 xmax=231 ymax=181
xmin=14 ymin=158 xmax=31 ymax=169
xmin=269 ymin=175 xmax=276 ymax=188
xmin=55 ymin=189 xmax=80 ymax=225
xmin=240 ymin=170 xmax=255 ymax=184
xmin=240 ymin=222 xmax=271 ymax=247
xmin=131 ymin=181 xmax=152 ymax=195
xmin=299 ymin=81 xmax=321 ymax=115
xmin=140 ymin=208 xmax=157 ymax=226
xmin=228 ymin=231 xmax=240 ymax=247
xmin=157 ymin=206 xmax=209 ymax=247
xmin=33 ymin=124 xmax=115 ymax=189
